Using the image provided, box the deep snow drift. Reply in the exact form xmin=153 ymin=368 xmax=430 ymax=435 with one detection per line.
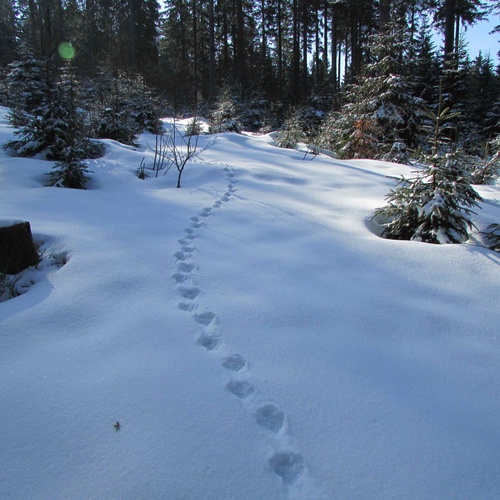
xmin=1 ymin=107 xmax=500 ymax=499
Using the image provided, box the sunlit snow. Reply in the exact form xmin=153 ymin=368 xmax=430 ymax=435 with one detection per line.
xmin=1 ymin=107 xmax=499 ymax=499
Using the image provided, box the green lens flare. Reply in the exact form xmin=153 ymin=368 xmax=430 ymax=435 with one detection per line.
xmin=58 ymin=42 xmax=75 ymax=60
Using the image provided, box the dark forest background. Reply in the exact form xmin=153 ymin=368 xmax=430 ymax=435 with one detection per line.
xmin=1 ymin=0 xmax=500 ymax=157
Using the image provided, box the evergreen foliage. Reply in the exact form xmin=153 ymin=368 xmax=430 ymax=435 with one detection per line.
xmin=209 ymin=87 xmax=242 ymax=134
xmin=373 ymin=92 xmax=482 ymax=244
xmin=483 ymin=224 xmax=500 ymax=252
xmin=0 ymin=0 xmax=498 ymax=176
xmin=469 ymin=137 xmax=500 ymax=184
xmin=275 ymin=113 xmax=305 ymax=149
xmin=88 ymin=72 xmax=161 ymax=146
xmin=319 ymin=24 xmax=424 ymax=161
xmin=48 ymin=154 xmax=91 ymax=189
xmin=374 ymin=151 xmax=482 ymax=243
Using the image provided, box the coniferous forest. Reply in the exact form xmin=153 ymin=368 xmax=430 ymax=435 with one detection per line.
xmin=0 ymin=0 xmax=500 ymax=164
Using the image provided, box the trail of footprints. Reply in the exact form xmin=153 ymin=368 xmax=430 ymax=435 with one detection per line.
xmin=171 ymin=165 xmax=307 ymax=489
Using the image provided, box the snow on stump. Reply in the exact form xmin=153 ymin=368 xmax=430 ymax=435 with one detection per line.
xmin=0 ymin=220 xmax=40 ymax=275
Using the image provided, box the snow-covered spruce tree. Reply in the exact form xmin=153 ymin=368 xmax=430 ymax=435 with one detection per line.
xmin=460 ymin=53 xmax=500 ymax=152
xmin=319 ymin=24 xmax=423 ymax=161
xmin=409 ymin=14 xmax=442 ymax=109
xmin=209 ymin=86 xmax=242 ymax=133
xmin=483 ymin=224 xmax=500 ymax=252
xmin=373 ymin=96 xmax=482 ymax=244
xmin=275 ymin=112 xmax=305 ymax=149
xmin=319 ymin=108 xmax=382 ymax=159
xmin=3 ymin=58 xmax=86 ymax=161
xmin=88 ymin=71 xmax=161 ymax=145
xmin=470 ymin=136 xmax=500 ymax=185
xmin=48 ymin=147 xmax=91 ymax=189
xmin=3 ymin=47 xmax=49 ymax=127
xmin=46 ymin=66 xmax=94 ymax=189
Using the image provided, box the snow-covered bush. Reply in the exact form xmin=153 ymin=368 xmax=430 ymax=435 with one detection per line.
xmin=321 ymin=25 xmax=423 ymax=161
xmin=48 ymin=151 xmax=92 ymax=189
xmin=381 ymin=141 xmax=410 ymax=164
xmin=2 ymin=58 xmax=101 ymax=165
xmin=86 ymin=72 xmax=161 ymax=146
xmin=275 ymin=114 xmax=305 ymax=149
xmin=3 ymin=48 xmax=48 ymax=126
xmin=0 ymin=272 xmax=21 ymax=302
xmin=209 ymin=87 xmax=241 ymax=133
xmin=470 ymin=137 xmax=500 ymax=184
xmin=373 ymin=150 xmax=482 ymax=243
xmin=483 ymin=223 xmax=500 ymax=252
xmin=319 ymin=111 xmax=382 ymax=159
xmin=185 ymin=117 xmax=203 ymax=137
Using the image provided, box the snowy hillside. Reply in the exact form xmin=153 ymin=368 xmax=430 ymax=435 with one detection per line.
xmin=1 ymin=106 xmax=500 ymax=499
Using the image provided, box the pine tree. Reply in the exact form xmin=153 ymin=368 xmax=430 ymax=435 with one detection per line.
xmin=209 ymin=86 xmax=242 ymax=133
xmin=275 ymin=111 xmax=305 ymax=148
xmin=470 ymin=136 xmax=500 ymax=184
xmin=319 ymin=23 xmax=423 ymax=160
xmin=89 ymin=71 xmax=160 ymax=145
xmin=373 ymin=93 xmax=482 ymax=244
xmin=483 ymin=224 xmax=500 ymax=252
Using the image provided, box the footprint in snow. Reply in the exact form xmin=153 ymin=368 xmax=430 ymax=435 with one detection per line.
xmin=174 ymin=251 xmax=189 ymax=261
xmin=221 ymin=353 xmax=246 ymax=372
xmin=178 ymin=286 xmax=200 ymax=300
xmin=226 ymin=379 xmax=256 ymax=399
xmin=199 ymin=207 xmax=212 ymax=217
xmin=181 ymin=245 xmax=195 ymax=253
xmin=197 ymin=333 xmax=220 ymax=351
xmin=172 ymin=272 xmax=188 ymax=284
xmin=177 ymin=262 xmax=195 ymax=273
xmin=269 ymin=451 xmax=305 ymax=485
xmin=178 ymin=301 xmax=197 ymax=312
xmin=254 ymin=403 xmax=285 ymax=434
xmin=193 ymin=311 xmax=216 ymax=326
xmin=184 ymin=228 xmax=198 ymax=239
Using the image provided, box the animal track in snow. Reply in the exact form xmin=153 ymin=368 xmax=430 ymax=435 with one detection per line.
xmin=170 ymin=162 xmax=314 ymax=490
xmin=178 ymin=301 xmax=197 ymax=312
xmin=172 ymin=272 xmax=188 ymax=284
xmin=221 ymin=353 xmax=246 ymax=371
xmin=269 ymin=451 xmax=305 ymax=485
xmin=177 ymin=262 xmax=195 ymax=273
xmin=197 ymin=333 xmax=220 ymax=351
xmin=226 ymin=379 xmax=256 ymax=399
xmin=254 ymin=403 xmax=285 ymax=434
xmin=184 ymin=227 xmax=198 ymax=239
xmin=174 ymin=251 xmax=188 ymax=261
xmin=199 ymin=207 xmax=212 ymax=217
xmin=178 ymin=286 xmax=201 ymax=300
xmin=193 ymin=310 xmax=216 ymax=326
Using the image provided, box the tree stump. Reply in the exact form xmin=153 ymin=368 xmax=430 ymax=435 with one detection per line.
xmin=0 ymin=220 xmax=40 ymax=275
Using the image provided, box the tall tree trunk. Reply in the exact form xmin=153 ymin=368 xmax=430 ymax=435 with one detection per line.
xmin=331 ymin=8 xmax=337 ymax=102
xmin=379 ymin=0 xmax=390 ymax=31
xmin=292 ymin=0 xmax=301 ymax=102
xmin=277 ymin=0 xmax=283 ymax=90
xmin=235 ymin=0 xmax=245 ymax=87
xmin=193 ymin=0 xmax=198 ymax=106
xmin=444 ymin=0 xmax=456 ymax=62
xmin=323 ymin=0 xmax=328 ymax=79
xmin=208 ymin=0 xmax=215 ymax=101
xmin=302 ymin=11 xmax=308 ymax=97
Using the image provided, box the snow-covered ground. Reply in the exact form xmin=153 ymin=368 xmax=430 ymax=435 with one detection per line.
xmin=1 ymin=106 xmax=500 ymax=499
